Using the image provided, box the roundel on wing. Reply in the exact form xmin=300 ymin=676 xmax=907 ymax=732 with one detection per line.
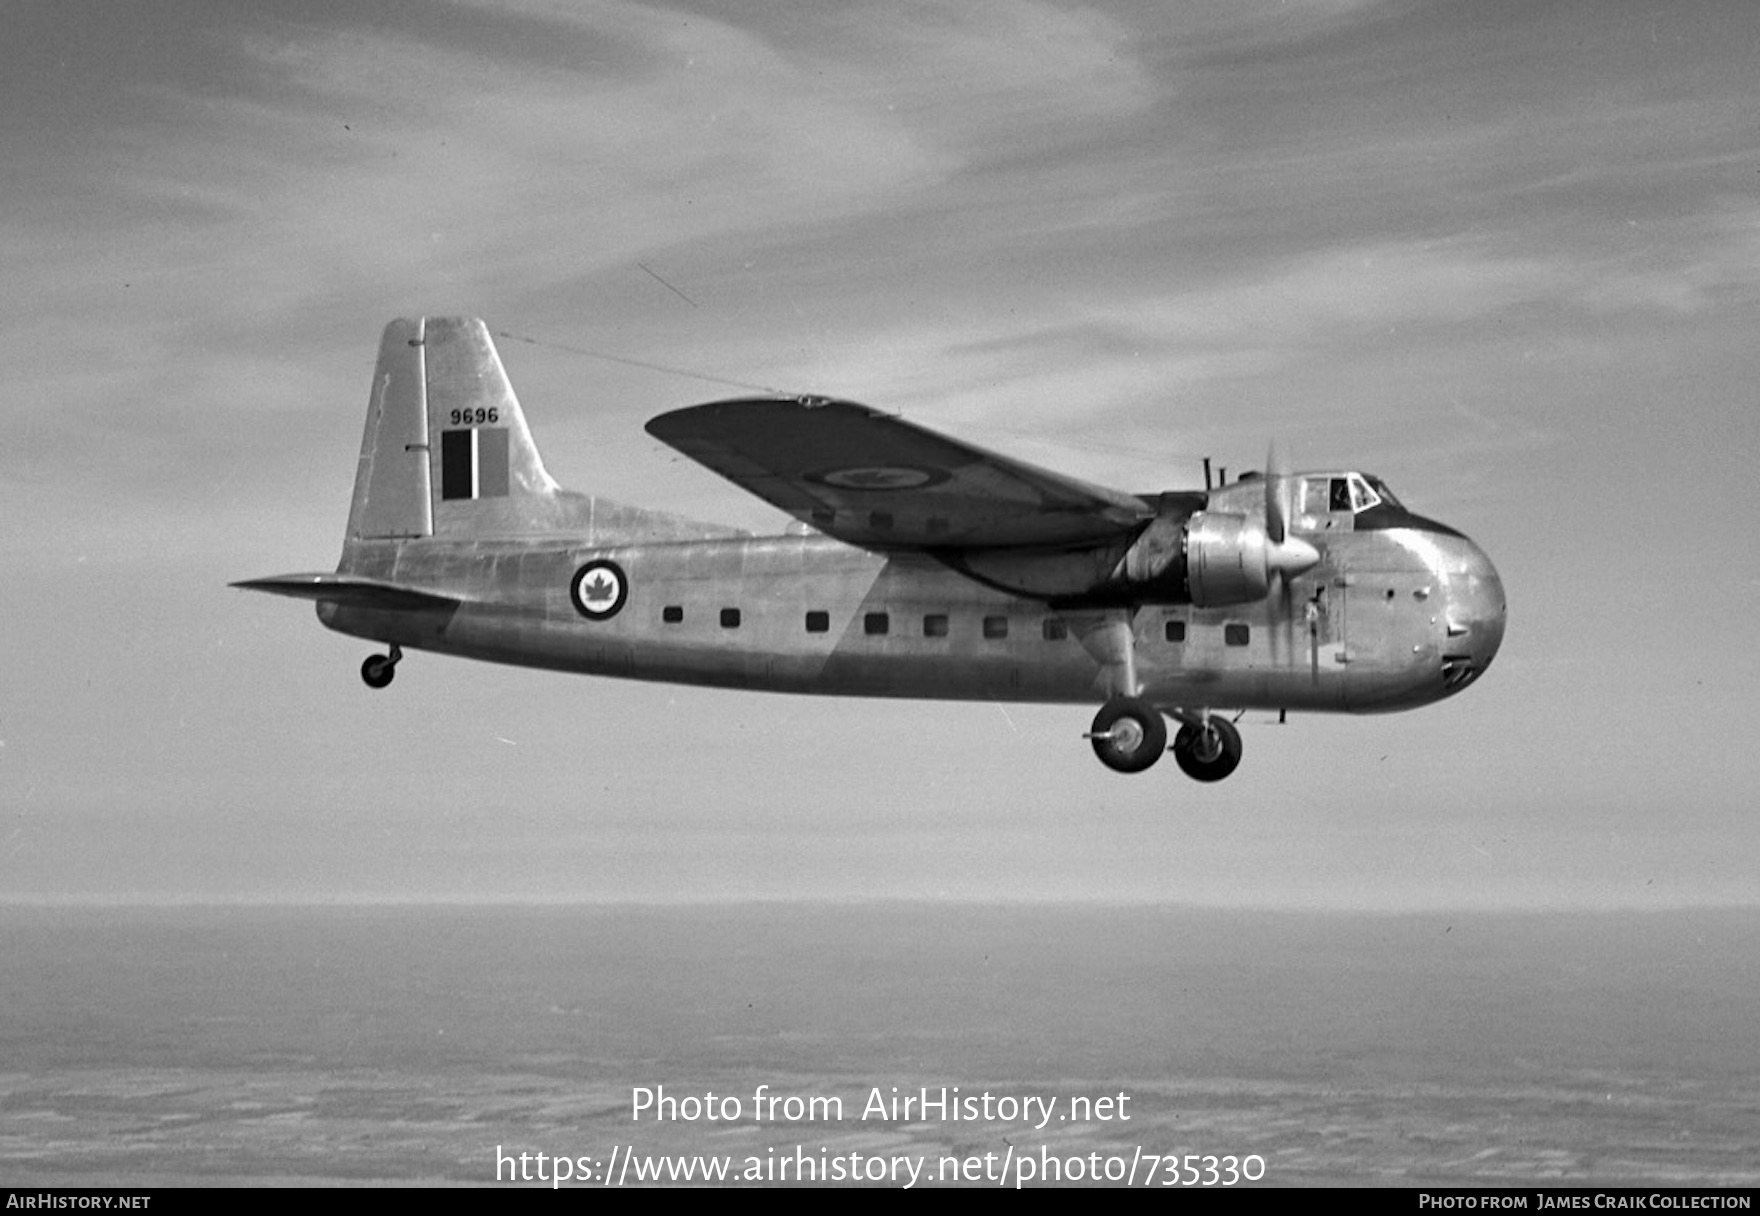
xmin=808 ymin=465 xmax=951 ymax=491
xmin=569 ymin=559 xmax=628 ymax=620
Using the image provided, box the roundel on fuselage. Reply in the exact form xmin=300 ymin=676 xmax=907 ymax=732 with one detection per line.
xmin=569 ymin=559 xmax=628 ymax=620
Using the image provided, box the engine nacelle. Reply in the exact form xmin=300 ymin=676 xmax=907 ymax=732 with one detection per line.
xmin=1180 ymin=510 xmax=1320 ymax=606
xmin=945 ymin=503 xmax=1318 ymax=605
xmin=1113 ymin=507 xmax=1319 ymax=606
xmin=1184 ymin=511 xmax=1272 ymax=605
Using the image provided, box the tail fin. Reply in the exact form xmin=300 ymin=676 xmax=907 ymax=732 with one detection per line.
xmin=345 ymin=317 xmax=560 ymax=543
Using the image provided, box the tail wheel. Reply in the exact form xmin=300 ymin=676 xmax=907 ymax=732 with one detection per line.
xmin=1173 ymin=717 xmax=1242 ymax=782
xmin=1088 ymin=697 xmax=1168 ymax=774
xmin=360 ymin=647 xmax=400 ymax=690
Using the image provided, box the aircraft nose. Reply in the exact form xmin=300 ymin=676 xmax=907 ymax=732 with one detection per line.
xmin=1442 ymin=539 xmax=1506 ymax=686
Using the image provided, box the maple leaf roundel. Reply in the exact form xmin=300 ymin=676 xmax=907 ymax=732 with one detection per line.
xmin=569 ymin=559 xmax=629 ymax=620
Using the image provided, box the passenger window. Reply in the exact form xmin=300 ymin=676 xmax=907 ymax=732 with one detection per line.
xmin=923 ymin=614 xmax=949 ymax=638
xmin=720 ymin=607 xmax=741 ymax=629
xmin=1042 ymin=618 xmax=1067 ymax=641
xmin=983 ymin=616 xmax=1008 ymax=640
xmin=805 ymin=610 xmax=829 ymax=633
xmin=1224 ymin=623 xmax=1250 ymax=646
xmin=1165 ymin=619 xmax=1186 ymax=643
xmin=662 ymin=605 xmax=683 ymax=624
xmin=864 ymin=612 xmax=889 ymax=636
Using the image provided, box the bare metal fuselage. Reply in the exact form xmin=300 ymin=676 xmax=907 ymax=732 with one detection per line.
xmin=325 ymin=518 xmax=1504 ymax=714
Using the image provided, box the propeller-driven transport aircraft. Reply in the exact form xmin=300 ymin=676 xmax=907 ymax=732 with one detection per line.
xmin=237 ymin=317 xmax=1506 ymax=781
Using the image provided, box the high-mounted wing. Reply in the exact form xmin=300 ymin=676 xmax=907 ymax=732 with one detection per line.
xmin=645 ymin=398 xmax=1154 ymax=549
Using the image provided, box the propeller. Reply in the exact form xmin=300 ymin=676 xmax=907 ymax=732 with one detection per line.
xmin=1262 ymin=442 xmax=1319 ymax=666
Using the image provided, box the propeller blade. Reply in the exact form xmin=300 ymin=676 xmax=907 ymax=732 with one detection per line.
xmin=1265 ymin=440 xmax=1294 ymax=544
xmin=1263 ymin=440 xmax=1317 ymax=674
xmin=1275 ymin=566 xmax=1294 ymax=663
xmin=1310 ymin=603 xmax=1321 ymax=683
xmin=1262 ymin=439 xmax=1317 ymax=580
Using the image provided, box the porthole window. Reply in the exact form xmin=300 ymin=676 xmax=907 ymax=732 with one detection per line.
xmin=720 ymin=607 xmax=741 ymax=629
xmin=1224 ymin=623 xmax=1250 ymax=646
xmin=923 ymin=614 xmax=949 ymax=638
xmin=805 ymin=610 xmax=829 ymax=633
xmin=662 ymin=605 xmax=683 ymax=624
xmin=983 ymin=616 xmax=1009 ymax=640
xmin=864 ymin=612 xmax=889 ymax=636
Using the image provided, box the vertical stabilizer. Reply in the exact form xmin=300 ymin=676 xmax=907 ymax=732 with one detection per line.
xmin=339 ymin=316 xmax=739 ymax=558
xmin=344 ymin=317 xmax=565 ymax=545
xmin=422 ymin=317 xmax=562 ymax=537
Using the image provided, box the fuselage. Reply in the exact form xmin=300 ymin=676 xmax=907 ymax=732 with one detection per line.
xmin=322 ymin=509 xmax=1504 ymax=715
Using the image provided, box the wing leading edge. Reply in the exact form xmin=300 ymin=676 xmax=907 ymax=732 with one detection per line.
xmin=646 ymin=398 xmax=1154 ymax=550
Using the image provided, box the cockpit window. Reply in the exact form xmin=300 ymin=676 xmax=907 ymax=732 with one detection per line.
xmin=1301 ymin=474 xmax=1401 ymax=516
xmin=1347 ymin=474 xmax=1381 ymax=513
xmin=1306 ymin=474 xmax=1386 ymax=515
xmin=1360 ymin=474 xmax=1402 ymax=511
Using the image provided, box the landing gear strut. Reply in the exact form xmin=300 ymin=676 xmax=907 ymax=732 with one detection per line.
xmin=360 ymin=644 xmax=402 ymax=689
xmin=1172 ymin=716 xmax=1242 ymax=782
xmin=1087 ymin=696 xmax=1168 ymax=774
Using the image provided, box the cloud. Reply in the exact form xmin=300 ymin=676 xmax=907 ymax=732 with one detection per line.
xmin=723 ymin=214 xmax=1760 ymax=440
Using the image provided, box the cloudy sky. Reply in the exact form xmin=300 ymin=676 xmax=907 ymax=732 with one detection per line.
xmin=3 ymin=0 xmax=1756 ymax=908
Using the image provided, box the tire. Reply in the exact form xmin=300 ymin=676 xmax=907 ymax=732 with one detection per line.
xmin=1089 ymin=697 xmax=1168 ymax=774
xmin=1173 ymin=717 xmax=1242 ymax=782
xmin=361 ymin=655 xmax=396 ymax=689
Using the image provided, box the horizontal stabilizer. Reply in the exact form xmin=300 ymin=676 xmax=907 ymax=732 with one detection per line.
xmin=231 ymin=573 xmax=463 ymax=612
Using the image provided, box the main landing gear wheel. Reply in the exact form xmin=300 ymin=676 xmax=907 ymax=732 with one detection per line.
xmin=1087 ymin=697 xmax=1168 ymax=774
xmin=360 ymin=644 xmax=402 ymax=690
xmin=1173 ymin=717 xmax=1242 ymax=783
